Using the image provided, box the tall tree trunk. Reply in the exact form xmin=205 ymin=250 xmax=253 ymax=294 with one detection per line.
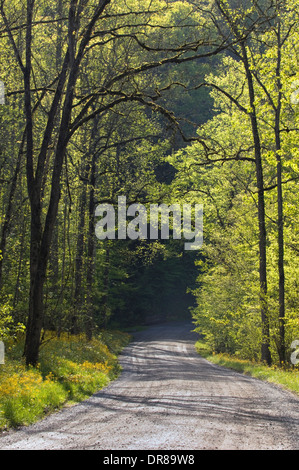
xmin=72 ymin=180 xmax=87 ymax=334
xmin=85 ymin=176 xmax=95 ymax=341
xmin=275 ymin=17 xmax=285 ymax=364
xmin=13 ymin=211 xmax=27 ymax=309
xmin=101 ymin=244 xmax=110 ymax=329
xmin=241 ymin=42 xmax=272 ymax=365
xmin=213 ymin=0 xmax=272 ymax=364
xmin=48 ymin=0 xmax=64 ymax=321
xmin=24 ymin=0 xmax=112 ymax=365
xmin=85 ymin=140 xmax=98 ymax=341
xmin=0 ymin=131 xmax=25 ymax=289
xmin=23 ymin=0 xmax=43 ymax=366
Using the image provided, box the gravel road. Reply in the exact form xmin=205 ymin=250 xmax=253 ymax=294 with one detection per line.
xmin=0 ymin=322 xmax=299 ymax=450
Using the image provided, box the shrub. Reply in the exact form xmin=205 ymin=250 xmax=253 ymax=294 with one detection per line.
xmin=0 ymin=330 xmax=131 ymax=430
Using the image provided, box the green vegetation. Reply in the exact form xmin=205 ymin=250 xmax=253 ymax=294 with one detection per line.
xmin=0 ymin=330 xmax=130 ymax=430
xmin=0 ymin=0 xmax=212 ymax=366
xmin=195 ymin=339 xmax=299 ymax=397
xmin=169 ymin=1 xmax=299 ymax=367
xmin=0 ymin=0 xmax=299 ymax=422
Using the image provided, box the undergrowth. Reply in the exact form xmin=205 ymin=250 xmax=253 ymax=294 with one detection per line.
xmin=195 ymin=340 xmax=299 ymax=396
xmin=0 ymin=330 xmax=131 ymax=430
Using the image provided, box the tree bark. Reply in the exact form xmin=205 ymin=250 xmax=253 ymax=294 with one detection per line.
xmin=274 ymin=17 xmax=285 ymax=364
xmin=72 ymin=176 xmax=87 ymax=334
xmin=241 ymin=42 xmax=271 ymax=365
xmin=85 ymin=128 xmax=98 ymax=341
xmin=0 ymin=131 xmax=25 ymax=290
xmin=214 ymin=0 xmax=273 ymax=365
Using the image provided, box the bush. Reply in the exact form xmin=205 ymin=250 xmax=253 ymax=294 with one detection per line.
xmin=195 ymin=339 xmax=299 ymax=396
xmin=0 ymin=366 xmax=67 ymax=428
xmin=0 ymin=330 xmax=131 ymax=430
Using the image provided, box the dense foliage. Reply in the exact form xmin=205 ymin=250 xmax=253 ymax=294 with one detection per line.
xmin=0 ymin=0 xmax=298 ymax=370
xmin=170 ymin=0 xmax=299 ymax=364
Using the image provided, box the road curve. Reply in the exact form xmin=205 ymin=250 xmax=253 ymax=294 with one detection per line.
xmin=0 ymin=322 xmax=299 ymax=450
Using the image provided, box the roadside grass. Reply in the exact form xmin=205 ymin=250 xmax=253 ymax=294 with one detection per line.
xmin=0 ymin=330 xmax=131 ymax=430
xmin=195 ymin=340 xmax=299 ymax=396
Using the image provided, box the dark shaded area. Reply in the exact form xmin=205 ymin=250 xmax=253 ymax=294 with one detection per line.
xmin=96 ymin=240 xmax=202 ymax=329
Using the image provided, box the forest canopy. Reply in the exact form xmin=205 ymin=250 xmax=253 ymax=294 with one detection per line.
xmin=0 ymin=0 xmax=298 ymax=368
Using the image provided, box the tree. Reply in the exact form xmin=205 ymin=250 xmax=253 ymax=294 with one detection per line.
xmin=0 ymin=0 xmax=226 ymax=365
xmin=187 ymin=0 xmax=276 ymax=364
xmin=171 ymin=0 xmax=299 ymax=365
xmin=248 ymin=0 xmax=299 ymax=362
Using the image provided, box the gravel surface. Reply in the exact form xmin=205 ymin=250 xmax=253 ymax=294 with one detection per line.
xmin=0 ymin=322 xmax=299 ymax=450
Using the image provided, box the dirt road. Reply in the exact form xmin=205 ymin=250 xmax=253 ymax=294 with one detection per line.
xmin=0 ymin=322 xmax=299 ymax=450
